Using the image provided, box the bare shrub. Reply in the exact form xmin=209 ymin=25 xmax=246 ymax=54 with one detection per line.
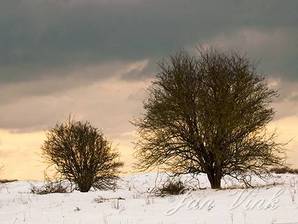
xmin=42 ymin=118 xmax=123 ymax=192
xmin=31 ymin=179 xmax=71 ymax=195
xmin=158 ymin=178 xmax=187 ymax=196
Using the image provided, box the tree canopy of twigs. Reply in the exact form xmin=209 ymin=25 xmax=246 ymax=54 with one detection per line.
xmin=42 ymin=119 xmax=123 ymax=192
xmin=133 ymin=48 xmax=285 ymax=189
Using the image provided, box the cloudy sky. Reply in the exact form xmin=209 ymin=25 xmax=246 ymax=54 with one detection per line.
xmin=0 ymin=0 xmax=298 ymax=180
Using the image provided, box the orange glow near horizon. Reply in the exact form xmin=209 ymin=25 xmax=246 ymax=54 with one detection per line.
xmin=1 ymin=114 xmax=298 ymax=180
xmin=0 ymin=129 xmax=137 ymax=180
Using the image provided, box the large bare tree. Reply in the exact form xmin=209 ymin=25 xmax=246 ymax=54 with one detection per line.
xmin=42 ymin=119 xmax=123 ymax=192
xmin=133 ymin=49 xmax=284 ymax=189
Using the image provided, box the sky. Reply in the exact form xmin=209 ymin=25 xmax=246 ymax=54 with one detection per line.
xmin=0 ymin=0 xmax=298 ymax=180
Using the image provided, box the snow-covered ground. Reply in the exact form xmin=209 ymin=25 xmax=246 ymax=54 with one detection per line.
xmin=1 ymin=173 xmax=298 ymax=224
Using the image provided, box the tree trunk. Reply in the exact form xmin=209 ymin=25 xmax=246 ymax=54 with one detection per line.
xmin=207 ymin=172 xmax=222 ymax=189
xmin=78 ymin=180 xmax=92 ymax=192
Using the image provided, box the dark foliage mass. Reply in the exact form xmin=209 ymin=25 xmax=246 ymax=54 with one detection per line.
xmin=134 ymin=49 xmax=285 ymax=189
xmin=270 ymin=166 xmax=298 ymax=174
xmin=42 ymin=119 xmax=123 ymax=192
xmin=158 ymin=178 xmax=186 ymax=195
xmin=31 ymin=180 xmax=70 ymax=195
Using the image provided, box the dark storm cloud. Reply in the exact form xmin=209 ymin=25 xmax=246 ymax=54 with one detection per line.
xmin=0 ymin=0 xmax=297 ymax=85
